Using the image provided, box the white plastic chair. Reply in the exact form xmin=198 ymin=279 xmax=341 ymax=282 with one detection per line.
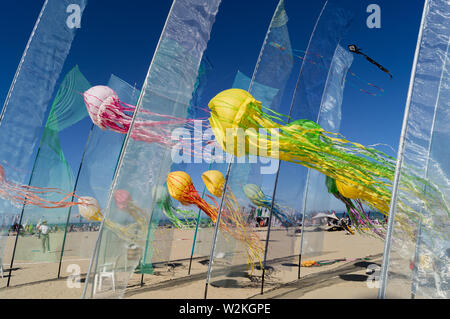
xmin=93 ymin=262 xmax=115 ymax=294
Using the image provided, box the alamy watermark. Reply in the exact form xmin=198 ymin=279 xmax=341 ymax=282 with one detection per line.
xmin=66 ymin=263 xmax=81 ymax=288
xmin=366 ymin=4 xmax=381 ymax=29
xmin=66 ymin=4 xmax=82 ymax=29
xmin=366 ymin=263 xmax=381 ymax=288
xmin=171 ymin=121 xmax=280 ymax=175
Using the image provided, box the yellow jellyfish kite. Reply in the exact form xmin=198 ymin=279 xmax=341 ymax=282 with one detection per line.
xmin=207 ymin=89 xmax=447 ymax=222
xmin=166 ymin=171 xmax=263 ymax=272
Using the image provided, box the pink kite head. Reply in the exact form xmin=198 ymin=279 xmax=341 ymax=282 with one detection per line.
xmin=83 ymin=86 xmax=120 ymax=130
xmin=0 ymin=165 xmax=5 ymax=183
xmin=114 ymin=189 xmax=132 ymax=210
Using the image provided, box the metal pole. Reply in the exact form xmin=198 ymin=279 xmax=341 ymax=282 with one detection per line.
xmin=378 ymin=0 xmax=430 ymax=299
xmin=410 ymin=222 xmax=423 ymax=299
xmin=297 ymin=169 xmax=312 ymax=279
xmin=188 ymin=192 xmax=207 ymax=275
xmin=6 ymin=205 xmax=26 ymax=287
xmin=260 ymin=163 xmax=282 ymax=295
xmin=7 ymin=146 xmax=42 ymax=287
xmin=140 ymin=197 xmax=160 ymax=287
xmin=81 ymin=222 xmax=102 ymax=299
xmin=204 ymin=162 xmax=232 ymax=299
xmin=188 ymin=162 xmax=213 ymax=275
xmin=57 ymin=124 xmax=95 ymax=279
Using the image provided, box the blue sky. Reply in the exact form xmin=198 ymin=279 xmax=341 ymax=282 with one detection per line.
xmin=0 ymin=0 xmax=425 ymax=214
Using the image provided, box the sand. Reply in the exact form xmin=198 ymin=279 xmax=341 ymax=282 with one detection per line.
xmin=0 ymin=227 xmax=385 ymax=299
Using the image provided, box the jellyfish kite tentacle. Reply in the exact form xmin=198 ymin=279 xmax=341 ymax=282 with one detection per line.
xmin=0 ymin=164 xmax=82 ymax=209
xmin=153 ymin=185 xmax=197 ymax=229
xmin=325 ymin=176 xmax=385 ymax=238
xmin=113 ymin=189 xmax=149 ymax=234
xmin=243 ymin=184 xmax=296 ymax=229
xmin=201 ymin=170 xmax=264 ymax=272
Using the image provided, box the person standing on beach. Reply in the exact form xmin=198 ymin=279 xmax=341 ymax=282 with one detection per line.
xmin=39 ymin=221 xmax=50 ymax=253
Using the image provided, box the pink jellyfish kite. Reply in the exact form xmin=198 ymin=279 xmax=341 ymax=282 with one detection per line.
xmin=83 ymin=86 xmax=207 ymax=145
xmin=0 ymin=164 xmax=82 ymax=209
xmin=82 ymin=86 xmax=210 ymax=158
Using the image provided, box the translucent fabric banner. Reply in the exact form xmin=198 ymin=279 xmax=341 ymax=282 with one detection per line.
xmin=138 ymin=56 xmax=214 ymax=282
xmin=0 ymin=0 xmax=87 ymax=273
xmin=190 ymin=67 xmax=282 ymax=265
xmin=59 ymin=74 xmax=139 ymax=279
xmin=2 ymin=1 xmax=171 ymax=295
xmin=13 ymin=66 xmax=91 ymax=266
xmin=259 ymin=0 xmax=353 ymax=292
xmin=299 ymin=45 xmax=353 ymax=262
xmin=0 ymin=0 xmax=87 ymax=182
xmin=191 ymin=68 xmax=282 ymax=266
xmin=206 ymin=0 xmax=298 ymax=298
xmin=380 ymin=0 xmax=450 ymax=299
xmin=83 ymin=0 xmax=222 ymax=299
xmin=71 ymin=74 xmax=138 ymax=215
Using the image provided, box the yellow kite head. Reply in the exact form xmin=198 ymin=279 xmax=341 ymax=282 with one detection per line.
xmin=208 ymin=89 xmax=264 ymax=154
xmin=167 ymin=171 xmax=194 ymax=205
xmin=202 ymin=170 xmax=225 ymax=197
xmin=208 ymin=89 xmax=262 ymax=131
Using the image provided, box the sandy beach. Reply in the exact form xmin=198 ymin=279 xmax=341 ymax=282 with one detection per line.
xmin=0 ymin=227 xmax=385 ymax=299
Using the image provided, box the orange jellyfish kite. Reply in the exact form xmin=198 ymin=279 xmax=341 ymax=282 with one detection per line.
xmin=167 ymin=171 xmax=263 ymax=272
xmin=166 ymin=171 xmax=218 ymax=222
